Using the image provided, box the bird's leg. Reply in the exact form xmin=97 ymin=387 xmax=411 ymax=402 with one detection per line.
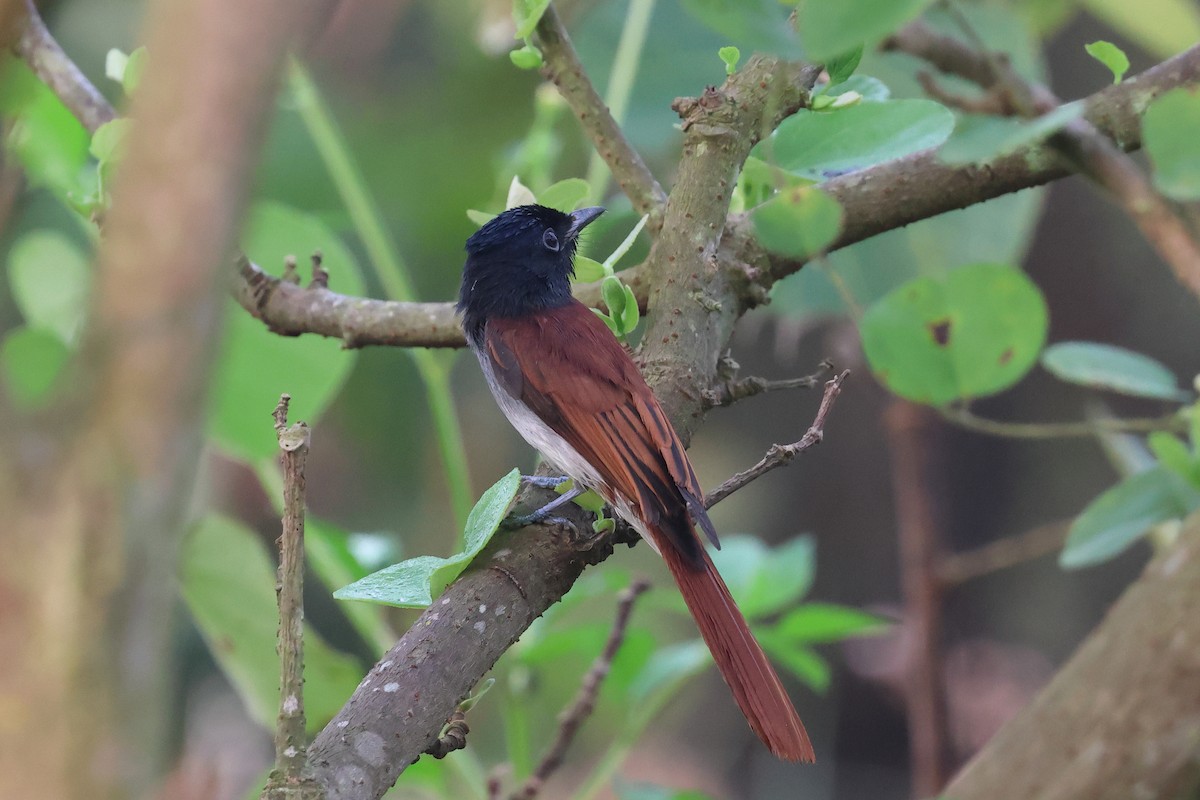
xmin=502 ymin=486 xmax=584 ymax=529
xmin=521 ymin=474 xmax=571 ymax=490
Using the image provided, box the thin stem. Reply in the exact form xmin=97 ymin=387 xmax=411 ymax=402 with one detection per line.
xmin=584 ymin=0 xmax=655 ymax=202
xmin=289 ymin=60 xmax=473 ymax=529
xmin=941 ymin=406 xmax=1186 ymax=440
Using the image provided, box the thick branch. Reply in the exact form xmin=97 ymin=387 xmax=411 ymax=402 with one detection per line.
xmin=535 ymin=4 xmax=667 ymax=224
xmin=944 ymin=514 xmax=1200 ymax=799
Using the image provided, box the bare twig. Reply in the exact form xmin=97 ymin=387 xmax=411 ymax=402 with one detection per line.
xmin=702 ymin=361 xmax=833 ymax=409
xmin=938 ymin=520 xmax=1069 ymax=587
xmin=887 ymin=21 xmax=1200 ymax=301
xmin=535 ymin=4 xmax=667 ymax=224
xmin=423 ymin=710 xmax=469 ymax=759
xmin=884 ymin=401 xmax=950 ymax=797
xmin=940 ymin=406 xmax=1186 ymax=440
xmin=511 ymin=579 xmax=652 ymax=800
xmin=705 ymin=370 xmax=848 ymax=508
xmin=262 ymin=394 xmax=321 ymax=800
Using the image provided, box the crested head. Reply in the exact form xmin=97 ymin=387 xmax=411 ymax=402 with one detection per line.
xmin=459 ymin=204 xmax=604 ymax=343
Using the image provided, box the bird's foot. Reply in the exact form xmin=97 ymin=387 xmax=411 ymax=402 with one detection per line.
xmin=501 ymin=486 xmax=583 ymax=530
xmin=520 ymin=474 xmax=571 ymax=490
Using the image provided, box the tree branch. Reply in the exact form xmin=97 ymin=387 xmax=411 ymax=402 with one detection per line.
xmin=701 ymin=361 xmax=832 ymax=409
xmin=535 ymin=4 xmax=667 ymax=225
xmin=943 ymin=514 xmax=1200 ymax=799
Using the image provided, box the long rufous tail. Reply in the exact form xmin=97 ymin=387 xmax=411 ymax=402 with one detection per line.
xmin=658 ymin=532 xmax=815 ymax=762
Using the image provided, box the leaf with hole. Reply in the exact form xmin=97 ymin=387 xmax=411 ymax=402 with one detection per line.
xmin=1041 ymin=342 xmax=1189 ymax=401
xmin=334 ymin=470 xmax=521 ymax=607
xmin=860 ymin=263 xmax=1048 ymax=405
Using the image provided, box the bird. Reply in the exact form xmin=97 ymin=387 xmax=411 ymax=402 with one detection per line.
xmin=458 ymin=203 xmax=814 ymax=762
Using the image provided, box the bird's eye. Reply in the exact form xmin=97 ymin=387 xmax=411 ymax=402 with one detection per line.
xmin=542 ymin=229 xmax=560 ymax=252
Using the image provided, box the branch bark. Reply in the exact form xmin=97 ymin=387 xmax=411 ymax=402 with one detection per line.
xmin=944 ymin=514 xmax=1200 ymax=799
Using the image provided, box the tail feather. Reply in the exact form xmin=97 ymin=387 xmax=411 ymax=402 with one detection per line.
xmin=658 ymin=531 xmax=815 ymax=762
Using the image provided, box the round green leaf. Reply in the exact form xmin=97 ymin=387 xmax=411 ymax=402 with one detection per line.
xmin=1 ymin=326 xmax=70 ymax=409
xmin=750 ymin=186 xmax=843 ymax=259
xmin=798 ymin=0 xmax=935 ymax=62
xmin=209 ymin=202 xmax=363 ymax=461
xmin=7 ymin=230 xmax=91 ymax=344
xmin=1041 ymin=341 xmax=1189 ymax=401
xmin=1143 ymin=87 xmax=1200 ymax=200
xmin=762 ymin=99 xmax=954 ymax=181
xmin=537 ymin=178 xmax=590 ymax=212
xmin=860 ymin=263 xmax=1048 ymax=405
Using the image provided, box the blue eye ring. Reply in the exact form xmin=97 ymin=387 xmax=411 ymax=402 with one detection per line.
xmin=543 ymin=228 xmax=560 ymax=251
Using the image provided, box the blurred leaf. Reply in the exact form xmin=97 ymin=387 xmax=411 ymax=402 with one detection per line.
xmin=1041 ymin=342 xmax=1190 ymax=401
xmin=573 ymin=255 xmax=606 ymax=282
xmin=180 ymin=515 xmax=362 ymax=731
xmin=538 ymin=178 xmax=590 ymax=212
xmin=510 ymin=44 xmax=544 ymax=70
xmin=89 ymin=118 xmax=130 ymax=164
xmin=824 ymin=46 xmax=864 ymax=86
xmin=506 ymin=175 xmax=537 ymax=208
xmin=123 ymin=47 xmax=148 ymax=93
xmin=798 ymin=0 xmax=936 ymax=62
xmin=828 ymin=74 xmax=890 ymax=101
xmin=209 ymin=202 xmax=363 ymax=461
xmin=1143 ymin=87 xmax=1200 ymax=200
xmin=105 ymin=49 xmax=129 ymax=84
xmin=771 ymin=189 xmax=1043 ymax=319
xmin=680 ymin=0 xmax=800 ymax=57
xmin=334 ymin=470 xmax=521 ymax=607
xmin=629 ymin=639 xmax=710 ymax=706
xmin=1080 ymin=0 xmax=1200 ymax=59
xmin=761 ymin=99 xmax=953 ymax=181
xmin=709 ymin=535 xmax=816 ymax=619
xmin=774 ymin=603 xmax=890 ymax=643
xmin=756 ymin=634 xmax=831 ymax=691
xmin=615 ymin=781 xmax=714 ymax=800
xmin=860 ymin=263 xmax=1048 ymax=405
xmin=1 ymin=326 xmax=70 ymax=409
xmin=0 ymin=59 xmax=90 ymax=201
xmin=467 ymin=209 xmax=496 ymax=226
xmin=751 ymin=185 xmax=842 ymax=258
xmin=513 ymin=0 xmax=552 ymax=39
xmin=1084 ymin=41 xmax=1129 ymax=83
xmin=7 ymin=230 xmax=90 ymax=343
xmin=939 ymin=102 xmax=1083 ymax=165
xmin=1148 ymin=432 xmax=1200 ymax=487
xmin=1060 ymin=465 xmax=1200 ymax=568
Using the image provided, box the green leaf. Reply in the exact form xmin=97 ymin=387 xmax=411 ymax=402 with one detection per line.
xmin=938 ymin=102 xmax=1084 ymax=165
xmin=0 ymin=60 xmax=90 ymax=201
xmin=828 ymin=74 xmax=890 ymax=101
xmin=1041 ymin=342 xmax=1189 ymax=401
xmin=179 ymin=515 xmax=363 ymax=731
xmin=616 ymin=781 xmax=714 ymax=800
xmin=1143 ymin=87 xmax=1200 ymax=200
xmin=1084 ymin=40 xmax=1129 ymax=83
xmin=680 ymin=0 xmax=801 ymax=57
xmin=756 ymin=634 xmax=831 ymax=691
xmin=629 ymin=640 xmax=711 ymax=705
xmin=861 ymin=263 xmax=1048 ymax=405
xmin=620 ymin=283 xmax=640 ymax=333
xmin=1 ymin=326 xmax=70 ymax=409
xmin=306 ymin=518 xmax=395 ymax=655
xmin=750 ymin=185 xmax=842 ymax=259
xmin=7 ymin=230 xmax=90 ymax=344
xmin=512 ymin=0 xmax=552 ymax=39
xmin=1060 ymin=465 xmax=1200 ymax=568
xmin=467 ymin=209 xmax=496 ymax=226
xmin=573 ymin=255 xmax=606 ymax=283
xmin=593 ymin=308 xmax=622 ymax=335
xmin=602 ymin=275 xmax=628 ymax=318
xmin=123 ymin=47 xmax=148 ymax=94
xmin=105 ymin=49 xmax=130 ymax=84
xmin=506 ymin=174 xmax=537 ymax=208
xmin=773 ymin=603 xmax=890 ymax=643
xmin=209 ymin=202 xmax=363 ymax=461
xmin=510 ymin=43 xmax=544 ymax=70
xmin=537 ymin=178 xmax=590 ymax=212
xmin=89 ymin=118 xmax=131 ymax=164
xmin=1080 ymin=0 xmax=1200 ymax=60
xmin=709 ymin=535 xmax=816 ymax=619
xmin=718 ymin=46 xmax=741 ymax=76
xmin=762 ymin=99 xmax=954 ymax=181
xmin=1148 ymin=432 xmax=1199 ymax=486
xmin=798 ymin=0 xmax=936 ymax=62
xmin=824 ymin=46 xmax=864 ymax=87
xmin=334 ymin=470 xmax=521 ymax=607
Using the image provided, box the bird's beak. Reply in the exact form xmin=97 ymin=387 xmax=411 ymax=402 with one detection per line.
xmin=567 ymin=206 xmax=605 ymax=239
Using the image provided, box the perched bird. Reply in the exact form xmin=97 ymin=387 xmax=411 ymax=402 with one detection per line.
xmin=458 ymin=204 xmax=814 ymax=762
